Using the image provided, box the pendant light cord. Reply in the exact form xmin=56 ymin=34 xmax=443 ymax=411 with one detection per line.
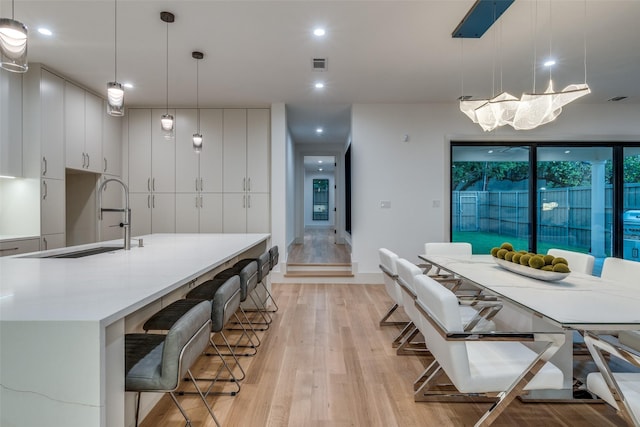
xmin=583 ymin=0 xmax=588 ymax=83
xmin=196 ymin=59 xmax=200 ymax=132
xmin=114 ymin=0 xmax=117 ymax=81
xmin=165 ymin=20 xmax=169 ymax=114
xmin=532 ymin=0 xmax=537 ymax=93
xmin=11 ymin=0 xmax=15 ymax=19
xmin=548 ymin=0 xmax=553 ymax=82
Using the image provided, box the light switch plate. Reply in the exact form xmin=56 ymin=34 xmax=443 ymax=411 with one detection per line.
xmin=380 ymin=200 xmax=391 ymax=208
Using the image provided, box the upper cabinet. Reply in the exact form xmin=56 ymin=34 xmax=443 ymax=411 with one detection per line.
xmin=223 ymin=109 xmax=270 ymax=194
xmin=38 ymin=69 xmax=65 ymax=180
xmin=102 ymin=102 xmax=122 ymax=176
xmin=65 ymin=83 xmax=103 ymax=173
xmin=0 ymin=70 xmax=23 ymax=178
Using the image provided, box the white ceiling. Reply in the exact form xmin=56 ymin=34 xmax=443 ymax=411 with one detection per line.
xmin=6 ymin=0 xmax=640 ymax=145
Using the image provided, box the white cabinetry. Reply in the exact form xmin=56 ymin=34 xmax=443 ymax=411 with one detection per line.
xmin=0 ymin=70 xmax=23 ymax=178
xmin=175 ymin=109 xmax=223 ymax=232
xmin=65 ymin=83 xmax=102 ymax=173
xmin=222 ymin=108 xmax=270 ymax=232
xmin=102 ymin=104 xmax=122 ymax=176
xmin=0 ymin=238 xmax=40 ymax=257
xmin=23 ymin=65 xmax=66 ymax=247
xmin=128 ymin=108 xmax=175 ymax=236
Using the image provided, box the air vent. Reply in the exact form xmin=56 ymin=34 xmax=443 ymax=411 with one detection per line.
xmin=608 ymin=96 xmax=627 ymax=102
xmin=312 ymin=57 xmax=327 ymax=71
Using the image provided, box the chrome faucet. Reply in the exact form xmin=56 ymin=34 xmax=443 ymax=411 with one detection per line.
xmin=98 ymin=177 xmax=131 ymax=250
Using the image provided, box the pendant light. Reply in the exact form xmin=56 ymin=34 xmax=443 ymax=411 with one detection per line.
xmin=160 ymin=11 xmax=175 ymax=140
xmin=106 ymin=0 xmax=124 ymax=116
xmin=0 ymin=0 xmax=28 ymax=73
xmin=192 ymin=51 xmax=204 ymax=153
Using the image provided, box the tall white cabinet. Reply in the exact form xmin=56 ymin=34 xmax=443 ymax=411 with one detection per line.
xmin=222 ymin=108 xmax=270 ymax=233
xmin=175 ymin=108 xmax=223 ymax=233
xmin=64 ymin=83 xmax=103 ymax=173
xmin=22 ymin=65 xmax=66 ymax=249
xmin=0 ymin=70 xmax=23 ymax=178
xmin=128 ymin=108 xmax=176 ymax=237
xmin=127 ymin=107 xmax=270 ymax=236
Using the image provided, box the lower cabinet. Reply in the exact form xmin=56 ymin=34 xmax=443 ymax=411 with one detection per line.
xmin=176 ymin=193 xmax=223 ymax=233
xmin=129 ymin=193 xmax=176 ymax=237
xmin=223 ymin=193 xmax=269 ymax=233
xmin=41 ymin=179 xmax=65 ymax=236
xmin=40 ymin=234 xmax=65 ymax=251
xmin=0 ymin=238 xmax=40 ymax=257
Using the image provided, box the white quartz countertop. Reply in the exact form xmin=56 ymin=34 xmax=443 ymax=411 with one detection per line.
xmin=0 ymin=233 xmax=269 ymax=326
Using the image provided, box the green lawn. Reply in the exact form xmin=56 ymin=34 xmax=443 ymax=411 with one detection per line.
xmin=452 ymin=231 xmax=582 ymax=255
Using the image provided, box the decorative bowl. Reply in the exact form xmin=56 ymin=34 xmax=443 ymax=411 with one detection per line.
xmin=492 ymin=257 xmax=570 ymax=282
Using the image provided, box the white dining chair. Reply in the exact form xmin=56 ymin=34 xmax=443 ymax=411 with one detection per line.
xmin=395 ymin=258 xmax=429 ymax=355
xmin=412 ymin=274 xmax=564 ymax=427
xmin=601 ymin=257 xmax=640 ymax=283
xmin=585 ymin=332 xmax=640 ymax=427
xmin=547 ymin=248 xmax=595 ymax=275
xmin=422 ymin=242 xmax=473 ymax=291
xmin=378 ymin=248 xmax=407 ymax=327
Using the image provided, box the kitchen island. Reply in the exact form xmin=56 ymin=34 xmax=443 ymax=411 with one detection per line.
xmin=0 ymin=233 xmax=270 ymax=427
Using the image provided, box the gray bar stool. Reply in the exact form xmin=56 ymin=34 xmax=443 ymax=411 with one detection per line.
xmin=234 ymin=251 xmax=274 ymax=324
xmin=142 ymin=276 xmax=244 ymax=395
xmin=125 ymin=300 xmax=220 ymax=427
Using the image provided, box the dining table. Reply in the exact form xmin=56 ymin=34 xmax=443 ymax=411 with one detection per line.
xmin=418 ymin=254 xmax=640 ymax=399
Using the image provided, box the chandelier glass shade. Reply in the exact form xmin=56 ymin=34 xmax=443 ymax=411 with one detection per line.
xmin=0 ymin=17 xmax=28 ymax=73
xmin=106 ymin=81 xmax=124 ymax=116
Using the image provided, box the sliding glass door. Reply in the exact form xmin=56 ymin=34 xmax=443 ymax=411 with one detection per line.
xmin=623 ymin=147 xmax=640 ymax=261
xmin=536 ymin=147 xmax=612 ymax=258
xmin=451 ymin=145 xmax=530 ymax=254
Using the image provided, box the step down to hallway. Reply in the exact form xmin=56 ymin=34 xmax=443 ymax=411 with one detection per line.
xmin=284 ymin=263 xmax=354 ymax=278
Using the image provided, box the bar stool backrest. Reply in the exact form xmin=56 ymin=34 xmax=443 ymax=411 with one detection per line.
xmin=212 ymin=276 xmax=242 ymax=331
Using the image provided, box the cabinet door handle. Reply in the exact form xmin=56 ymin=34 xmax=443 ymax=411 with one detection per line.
xmin=42 ymin=157 xmax=47 ymax=176
xmin=152 ymin=178 xmax=155 ymax=191
xmin=0 ymin=247 xmax=19 ymax=253
xmin=152 ymin=195 xmax=155 ymax=208
xmin=247 ymin=178 xmax=251 ymax=192
xmin=243 ymin=177 xmax=246 ymax=191
xmin=243 ymin=195 xmax=246 ymax=208
xmin=86 ymin=153 xmax=90 ymax=168
xmin=147 ymin=178 xmax=151 ymax=191
xmin=43 ymin=237 xmax=48 ymax=250
xmin=42 ymin=181 xmax=48 ymax=200
xmin=82 ymin=153 xmax=85 ymax=168
xmin=104 ymin=158 xmax=107 ymax=173
xmin=147 ymin=195 xmax=150 ymax=208
xmin=200 ymin=178 xmax=203 ymax=191
xmin=248 ymin=194 xmax=251 ymax=208
xmin=195 ymin=178 xmax=199 ymax=192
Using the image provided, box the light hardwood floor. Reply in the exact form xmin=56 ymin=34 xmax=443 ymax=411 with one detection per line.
xmin=287 ymin=228 xmax=351 ymax=264
xmin=139 ymin=283 xmax=625 ymax=427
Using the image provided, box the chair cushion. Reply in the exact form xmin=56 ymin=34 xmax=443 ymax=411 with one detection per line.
xmin=587 ymin=372 xmax=640 ymax=415
xmin=143 ymin=299 xmax=204 ymax=331
xmin=125 ymin=333 xmax=165 ymax=390
xmin=269 ymin=246 xmax=279 ymax=270
xmin=186 ymin=278 xmax=229 ymax=300
xmin=461 ymin=341 xmax=563 ymax=393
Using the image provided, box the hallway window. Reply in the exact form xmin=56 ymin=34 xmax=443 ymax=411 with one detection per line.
xmin=313 ymin=179 xmax=329 ymax=221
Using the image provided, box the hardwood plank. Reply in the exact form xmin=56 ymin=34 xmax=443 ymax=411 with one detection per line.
xmin=140 ymin=283 xmax=627 ymax=427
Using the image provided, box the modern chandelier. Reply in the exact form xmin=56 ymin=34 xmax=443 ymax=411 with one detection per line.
xmin=0 ymin=0 xmax=28 ymax=73
xmin=160 ymin=11 xmax=175 ymax=140
xmin=106 ymin=0 xmax=124 ymax=116
xmin=456 ymin=0 xmax=590 ymax=132
xmin=192 ymin=51 xmax=203 ymax=153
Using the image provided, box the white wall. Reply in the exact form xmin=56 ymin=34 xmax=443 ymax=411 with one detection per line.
xmin=304 ymin=171 xmax=334 ymax=227
xmin=271 ymin=103 xmax=287 ymax=270
xmin=351 ymin=102 xmax=640 ymax=274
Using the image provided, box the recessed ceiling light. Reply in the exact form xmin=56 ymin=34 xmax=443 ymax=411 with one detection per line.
xmin=318 ymin=168 xmax=323 ymax=172
xmin=37 ymin=27 xmax=53 ymax=36
xmin=544 ymin=59 xmax=556 ymax=67
xmin=315 ymin=82 xmax=324 ymax=89
xmin=316 ymin=128 xmax=323 ymax=134
xmin=318 ymin=160 xmax=323 ymax=164
xmin=123 ymin=83 xmax=134 ymax=89
xmin=564 ymin=150 xmax=571 ymax=154
xmin=487 ymin=150 xmax=494 ymax=154
xmin=313 ymin=28 xmax=326 ymax=37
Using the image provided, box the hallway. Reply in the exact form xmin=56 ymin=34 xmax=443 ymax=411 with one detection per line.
xmin=287 ymin=227 xmax=351 ymax=265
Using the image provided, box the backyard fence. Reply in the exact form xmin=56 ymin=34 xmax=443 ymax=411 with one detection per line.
xmin=453 ymin=183 xmax=640 ymax=251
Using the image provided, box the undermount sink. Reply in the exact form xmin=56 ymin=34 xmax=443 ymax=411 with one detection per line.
xmin=25 ymin=246 xmax=123 ymax=258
